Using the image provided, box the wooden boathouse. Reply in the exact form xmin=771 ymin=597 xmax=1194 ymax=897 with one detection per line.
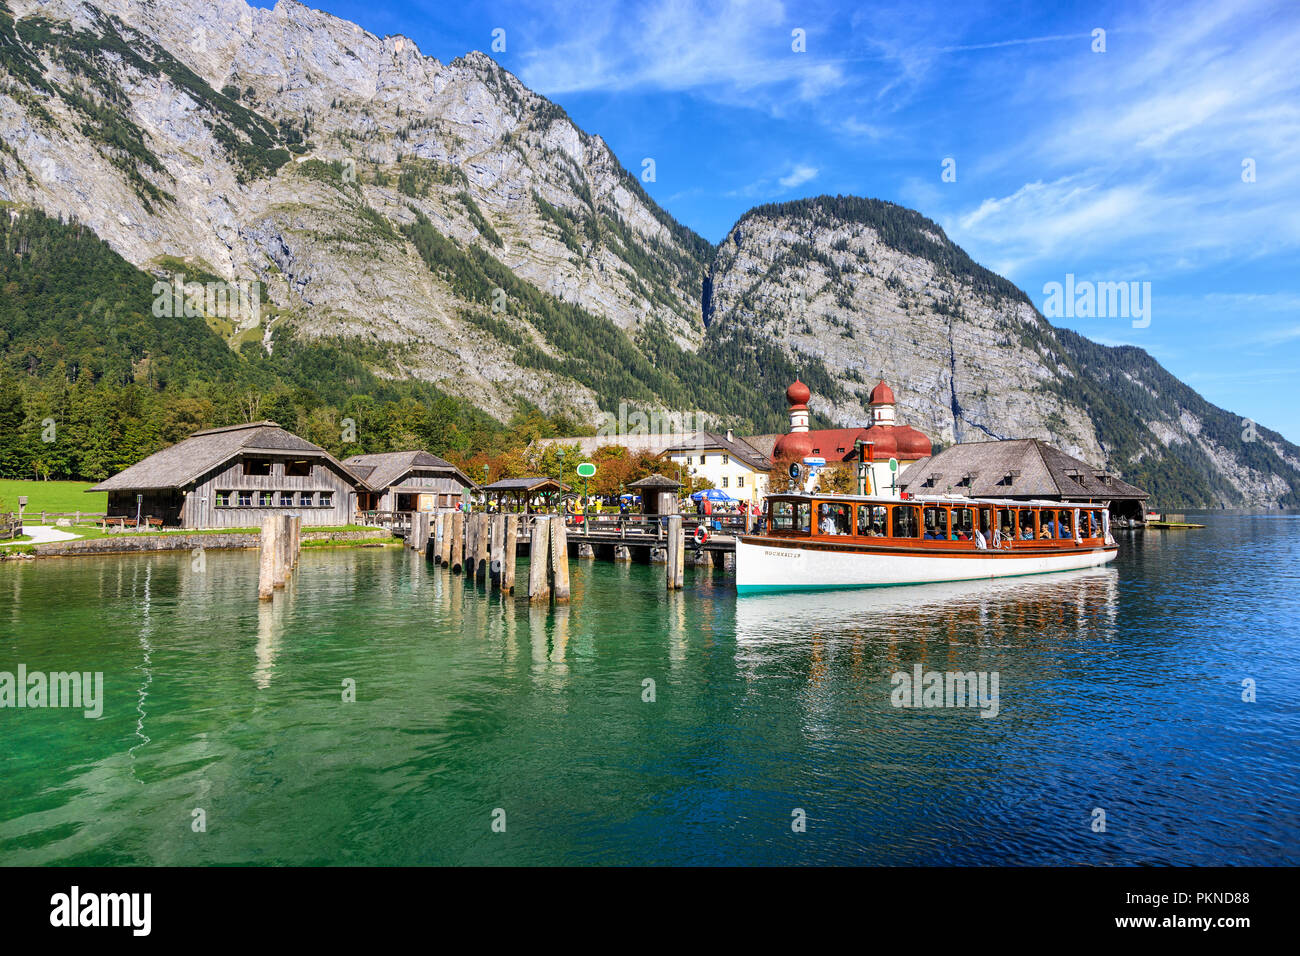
xmin=899 ymin=439 xmax=1149 ymax=524
xmin=89 ymin=421 xmax=362 ymax=528
xmin=344 ymin=450 xmax=475 ymax=513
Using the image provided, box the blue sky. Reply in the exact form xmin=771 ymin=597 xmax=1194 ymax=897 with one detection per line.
xmin=258 ymin=0 xmax=1300 ymax=442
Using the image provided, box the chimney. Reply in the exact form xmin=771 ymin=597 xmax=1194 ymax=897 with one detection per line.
xmin=725 ymin=429 xmax=733 ymax=442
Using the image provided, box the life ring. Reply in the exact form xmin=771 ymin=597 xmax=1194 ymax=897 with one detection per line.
xmin=693 ymin=525 xmax=709 ymax=546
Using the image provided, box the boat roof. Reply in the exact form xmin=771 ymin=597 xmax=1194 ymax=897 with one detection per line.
xmin=766 ymin=492 xmax=1111 ymax=508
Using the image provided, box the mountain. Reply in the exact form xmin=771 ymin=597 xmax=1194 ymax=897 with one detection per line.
xmin=1 ymin=0 xmax=1296 ymax=507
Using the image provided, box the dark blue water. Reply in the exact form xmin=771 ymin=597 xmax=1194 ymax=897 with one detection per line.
xmin=1 ymin=513 xmax=1296 ymax=864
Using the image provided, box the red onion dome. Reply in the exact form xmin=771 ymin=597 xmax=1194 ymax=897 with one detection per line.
xmin=895 ymin=426 xmax=932 ymax=458
xmin=773 ymin=431 xmax=816 ymax=461
xmin=786 ymin=379 xmax=811 ymax=406
xmin=860 ymin=426 xmax=898 ymax=457
xmin=869 ymin=380 xmax=895 ymax=405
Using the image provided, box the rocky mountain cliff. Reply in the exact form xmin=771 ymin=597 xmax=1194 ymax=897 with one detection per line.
xmin=2 ymin=0 xmax=1296 ymax=506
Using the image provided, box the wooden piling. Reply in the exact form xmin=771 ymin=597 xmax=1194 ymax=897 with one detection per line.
xmin=450 ymin=510 xmax=465 ymax=573
xmin=490 ymin=515 xmax=506 ymax=591
xmin=665 ymin=514 xmax=681 ymax=590
xmin=550 ymin=513 xmax=570 ymax=603
xmin=503 ymin=514 xmax=518 ymax=594
xmin=257 ymin=518 xmax=277 ymax=600
xmin=273 ymin=514 xmax=289 ymax=589
xmin=673 ymin=516 xmax=685 ymax=589
xmin=434 ymin=512 xmax=447 ymax=565
xmin=528 ymin=516 xmax=551 ymax=604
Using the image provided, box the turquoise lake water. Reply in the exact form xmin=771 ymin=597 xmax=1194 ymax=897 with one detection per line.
xmin=1 ymin=513 xmax=1297 ymax=865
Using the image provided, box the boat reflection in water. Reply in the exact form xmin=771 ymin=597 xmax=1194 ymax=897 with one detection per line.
xmin=733 ymin=566 xmax=1119 ymax=663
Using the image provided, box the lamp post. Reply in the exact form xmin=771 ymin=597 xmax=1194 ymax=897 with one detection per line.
xmin=555 ymin=448 xmax=565 ymax=514
xmin=482 ymin=464 xmax=490 ymax=512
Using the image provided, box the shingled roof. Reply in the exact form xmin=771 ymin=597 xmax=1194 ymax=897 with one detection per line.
xmin=899 ymin=439 xmax=1147 ymax=500
xmin=90 ymin=422 xmax=358 ymax=492
xmin=341 ymin=450 xmax=472 ymax=491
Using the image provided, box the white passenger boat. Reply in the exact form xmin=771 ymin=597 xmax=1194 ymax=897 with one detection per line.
xmin=736 ymin=493 xmax=1117 ymax=594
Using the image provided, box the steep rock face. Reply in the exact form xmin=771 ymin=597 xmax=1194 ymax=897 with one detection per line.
xmin=0 ymin=0 xmax=710 ymax=420
xmin=707 ymin=204 xmax=1102 ymax=460
xmin=705 ymin=197 xmax=1300 ymax=507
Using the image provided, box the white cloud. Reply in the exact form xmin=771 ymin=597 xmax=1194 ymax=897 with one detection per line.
xmin=515 ymin=0 xmax=847 ymax=108
xmin=779 ymin=164 xmax=818 ymax=188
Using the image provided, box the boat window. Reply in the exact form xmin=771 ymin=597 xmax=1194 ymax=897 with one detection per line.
xmin=951 ymin=507 xmax=975 ymax=541
xmin=858 ymin=505 xmax=887 ymax=536
xmin=891 ymin=505 xmax=920 ymax=538
xmin=998 ymin=508 xmax=1015 ymax=539
xmin=922 ymin=506 xmax=949 ymax=540
xmin=817 ymin=502 xmax=851 ymax=535
xmin=1017 ymin=509 xmax=1036 ymax=540
xmin=1086 ymin=510 xmax=1103 ymax=537
xmin=1038 ymin=509 xmax=1058 ymax=539
xmin=769 ymin=500 xmax=811 ymax=533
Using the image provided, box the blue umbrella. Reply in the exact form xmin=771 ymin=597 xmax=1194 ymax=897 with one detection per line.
xmin=691 ymin=488 xmax=736 ymax=502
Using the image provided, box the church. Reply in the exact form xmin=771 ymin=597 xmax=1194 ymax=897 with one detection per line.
xmin=745 ymin=379 xmax=934 ymax=494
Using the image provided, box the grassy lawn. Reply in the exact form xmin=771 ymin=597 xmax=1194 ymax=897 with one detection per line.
xmin=0 ymin=479 xmax=105 ymax=515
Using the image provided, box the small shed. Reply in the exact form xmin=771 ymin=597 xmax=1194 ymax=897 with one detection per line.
xmin=343 ymin=450 xmax=475 ymax=513
xmin=480 ymin=477 xmax=570 ymax=513
xmin=627 ymin=474 xmax=682 ymax=516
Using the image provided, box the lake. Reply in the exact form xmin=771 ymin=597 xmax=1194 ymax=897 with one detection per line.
xmin=1 ymin=513 xmax=1297 ymax=865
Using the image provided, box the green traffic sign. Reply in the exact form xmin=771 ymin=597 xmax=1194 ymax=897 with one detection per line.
xmin=576 ymin=462 xmax=597 ymax=478
xmin=889 ymin=458 xmax=898 ymax=472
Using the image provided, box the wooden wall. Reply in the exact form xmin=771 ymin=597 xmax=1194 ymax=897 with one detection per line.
xmin=177 ymin=454 xmax=357 ymax=529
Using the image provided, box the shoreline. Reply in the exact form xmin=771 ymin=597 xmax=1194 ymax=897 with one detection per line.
xmin=0 ymin=528 xmax=397 ymax=561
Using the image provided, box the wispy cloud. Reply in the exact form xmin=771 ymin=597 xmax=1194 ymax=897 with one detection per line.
xmin=515 ymin=0 xmax=846 ymax=108
xmin=779 ymin=164 xmax=818 ymax=188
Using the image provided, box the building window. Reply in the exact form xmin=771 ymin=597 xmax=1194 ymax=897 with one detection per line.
xmin=299 ymin=492 xmax=314 ymax=507
xmin=278 ymin=491 xmax=295 ymax=506
xmin=319 ymin=492 xmax=333 ymax=508
xmin=737 ymin=476 xmax=745 ymax=488
xmin=685 ymin=456 xmax=692 ymax=466
xmin=215 ymin=491 xmax=230 ymax=508
xmin=721 ymin=477 xmax=728 ymax=488
xmin=237 ymin=492 xmax=253 ymax=508
xmin=242 ymin=458 xmax=272 ymax=477
xmin=722 ymin=454 xmax=729 ymax=465
xmin=285 ymin=459 xmax=312 ymax=478
xmin=259 ymin=491 xmax=273 ymax=507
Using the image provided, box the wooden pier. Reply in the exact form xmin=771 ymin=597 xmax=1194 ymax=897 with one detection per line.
xmin=375 ymin=510 xmax=738 ymax=593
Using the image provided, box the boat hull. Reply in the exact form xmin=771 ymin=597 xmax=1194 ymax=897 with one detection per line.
xmin=735 ymin=536 xmax=1118 ymax=593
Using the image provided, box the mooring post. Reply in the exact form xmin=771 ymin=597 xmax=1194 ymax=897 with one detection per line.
xmin=475 ymin=514 xmax=488 ymax=584
xmin=291 ymin=515 xmax=301 ymax=569
xmin=257 ymin=518 xmax=276 ymax=601
xmin=528 ymin=515 xmax=551 ymax=604
xmin=665 ymin=514 xmax=681 ymax=590
xmin=503 ymin=514 xmax=518 ymax=594
xmin=273 ymin=514 xmax=289 ymax=589
xmin=435 ymin=512 xmax=447 ymax=565
xmin=489 ymin=515 xmax=504 ymax=591
xmin=674 ymin=516 xmax=685 ymax=589
xmin=550 ymin=513 xmax=571 ymax=603
xmin=450 ymin=510 xmax=465 ymax=574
